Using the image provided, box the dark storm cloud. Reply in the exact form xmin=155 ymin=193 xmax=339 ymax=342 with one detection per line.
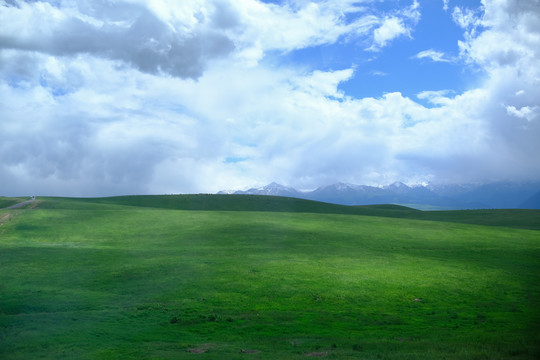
xmin=0 ymin=0 xmax=235 ymax=79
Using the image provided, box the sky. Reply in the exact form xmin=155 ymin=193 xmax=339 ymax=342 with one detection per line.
xmin=1 ymin=0 xmax=539 ymax=196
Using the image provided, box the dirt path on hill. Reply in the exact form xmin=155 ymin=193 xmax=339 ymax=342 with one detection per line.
xmin=1 ymin=197 xmax=35 ymax=210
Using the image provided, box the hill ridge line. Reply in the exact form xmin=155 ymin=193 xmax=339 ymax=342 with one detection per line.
xmin=35 ymin=194 xmax=540 ymax=231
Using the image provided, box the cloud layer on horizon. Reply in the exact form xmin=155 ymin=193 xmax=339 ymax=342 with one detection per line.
xmin=1 ymin=0 xmax=539 ymax=196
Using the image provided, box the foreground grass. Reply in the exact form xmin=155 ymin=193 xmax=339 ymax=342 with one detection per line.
xmin=1 ymin=196 xmax=539 ymax=359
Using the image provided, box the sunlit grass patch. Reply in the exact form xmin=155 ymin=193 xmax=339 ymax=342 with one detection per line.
xmin=1 ymin=196 xmax=539 ymax=359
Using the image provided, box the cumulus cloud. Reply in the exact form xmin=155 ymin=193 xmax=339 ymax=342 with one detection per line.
xmin=416 ymin=89 xmax=455 ymax=106
xmin=457 ymin=0 xmax=540 ymax=178
xmin=371 ymin=17 xmax=408 ymax=49
xmin=0 ymin=0 xmax=396 ymax=76
xmin=0 ymin=55 xmax=202 ymax=195
xmin=506 ymin=105 xmax=539 ymax=122
xmin=0 ymin=0 xmax=236 ymax=79
xmin=368 ymin=0 xmax=420 ymax=51
xmin=291 ymin=68 xmax=354 ymax=98
xmin=0 ymin=0 xmax=539 ymax=196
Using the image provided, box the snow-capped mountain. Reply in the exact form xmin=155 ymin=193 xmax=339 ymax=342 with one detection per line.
xmin=219 ymin=181 xmax=540 ymax=209
xmin=302 ymin=183 xmax=386 ymax=206
xmin=231 ymin=182 xmax=301 ymax=197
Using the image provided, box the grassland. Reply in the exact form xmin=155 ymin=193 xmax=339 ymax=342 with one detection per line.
xmin=1 ymin=195 xmax=539 ymax=359
xmin=0 ymin=197 xmax=27 ymax=209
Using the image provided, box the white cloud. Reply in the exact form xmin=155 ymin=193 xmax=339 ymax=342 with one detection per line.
xmin=230 ymin=0 xmax=385 ymax=63
xmin=371 ymin=16 xmax=408 ymax=49
xmin=414 ymin=49 xmax=451 ymax=62
xmin=369 ymin=70 xmax=388 ymax=77
xmin=292 ymin=69 xmax=354 ymax=98
xmin=0 ymin=0 xmax=236 ymax=79
xmin=506 ymin=105 xmax=539 ymax=122
xmin=1 ymin=0 xmax=539 ymax=196
xmin=443 ymin=0 xmax=450 ymax=12
xmin=416 ymin=90 xmax=455 ymax=105
xmin=452 ymin=0 xmax=540 ymax=182
xmin=0 ymin=0 xmax=415 ymax=76
xmin=457 ymin=1 xmax=540 ymax=76
xmin=368 ymin=0 xmax=420 ymax=51
xmin=452 ymin=5 xmax=483 ymax=30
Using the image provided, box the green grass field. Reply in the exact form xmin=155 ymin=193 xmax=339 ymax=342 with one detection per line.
xmin=0 ymin=197 xmax=27 ymax=209
xmin=1 ymin=195 xmax=539 ymax=359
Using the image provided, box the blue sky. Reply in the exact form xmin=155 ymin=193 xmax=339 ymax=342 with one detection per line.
xmin=1 ymin=0 xmax=539 ymax=196
xmin=279 ymin=0 xmax=482 ymax=99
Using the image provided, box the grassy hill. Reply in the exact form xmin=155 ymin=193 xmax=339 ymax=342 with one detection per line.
xmin=0 ymin=197 xmax=27 ymax=209
xmin=37 ymin=194 xmax=540 ymax=229
xmin=1 ymin=195 xmax=539 ymax=359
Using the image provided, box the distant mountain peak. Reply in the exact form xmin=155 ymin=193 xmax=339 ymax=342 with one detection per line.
xmin=233 ymin=182 xmax=299 ymax=196
xmin=320 ymin=182 xmax=360 ymax=191
xmin=264 ymin=182 xmax=288 ymax=189
xmin=386 ymin=181 xmax=410 ymax=189
xmin=218 ymin=181 xmax=540 ymax=210
xmin=262 ymin=182 xmax=297 ymax=192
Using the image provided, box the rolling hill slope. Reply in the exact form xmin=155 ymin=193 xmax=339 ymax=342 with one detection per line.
xmin=1 ymin=195 xmax=539 ymax=359
xmin=37 ymin=194 xmax=540 ymax=230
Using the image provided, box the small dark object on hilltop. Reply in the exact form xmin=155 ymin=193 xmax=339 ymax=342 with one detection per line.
xmin=170 ymin=317 xmax=178 ymax=324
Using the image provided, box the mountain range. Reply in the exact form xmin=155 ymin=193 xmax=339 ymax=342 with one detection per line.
xmin=219 ymin=181 xmax=540 ymax=210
